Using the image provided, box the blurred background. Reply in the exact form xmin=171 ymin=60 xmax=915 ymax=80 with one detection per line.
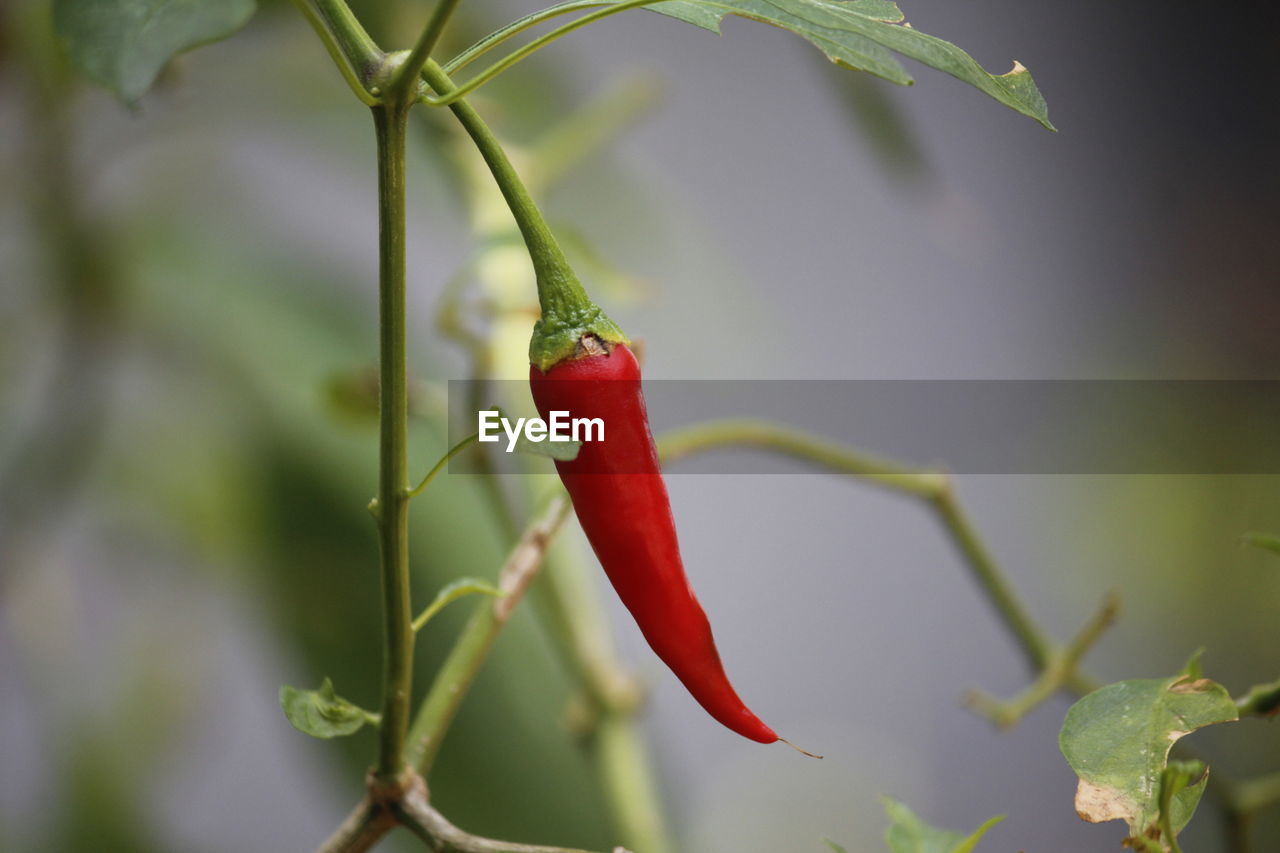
xmin=1 ymin=0 xmax=1278 ymax=851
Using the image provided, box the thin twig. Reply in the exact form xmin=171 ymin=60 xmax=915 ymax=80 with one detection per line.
xmin=395 ymin=773 xmax=626 ymax=853
xmin=657 ymin=419 xmax=1097 ymax=719
xmin=403 ymin=496 xmax=572 ymax=773
xmin=291 ymin=0 xmax=383 ymax=104
xmin=965 ymin=591 xmax=1118 ymax=728
xmin=315 ymin=796 xmax=397 ymax=853
xmin=390 ymin=0 xmax=464 ymax=104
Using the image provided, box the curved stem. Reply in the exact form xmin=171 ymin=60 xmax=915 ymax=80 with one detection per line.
xmin=390 ymin=0 xmax=466 ymax=104
xmin=408 ymin=432 xmax=481 ymax=499
xmin=396 ymin=778 xmax=615 ymax=853
xmin=372 ymin=102 xmax=414 ymax=783
xmin=658 ymin=419 xmax=1056 ymax=674
xmin=444 ymin=0 xmax=603 ymax=73
xmin=315 ymin=797 xmax=397 ymax=853
xmin=404 ymin=496 xmax=571 ymax=774
xmin=420 ymin=61 xmax=581 ymax=310
xmin=291 ymin=0 xmax=383 ymax=104
xmin=424 ymin=0 xmax=663 ymax=107
xmin=420 ymin=59 xmax=625 ymax=371
xmin=594 ymin=715 xmax=669 ymax=853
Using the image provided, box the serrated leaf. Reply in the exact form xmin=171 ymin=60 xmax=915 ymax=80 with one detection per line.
xmin=636 ymin=0 xmax=1052 ymax=129
xmin=412 ymin=577 xmax=504 ymax=632
xmin=515 ymin=433 xmax=583 ymax=461
xmin=53 ymin=0 xmax=256 ymax=103
xmin=1059 ymin=665 xmax=1239 ymax=850
xmin=1243 ymin=531 xmax=1280 ymax=557
xmin=882 ymin=797 xmax=1003 ymax=853
xmin=279 ymin=678 xmax=378 ymax=739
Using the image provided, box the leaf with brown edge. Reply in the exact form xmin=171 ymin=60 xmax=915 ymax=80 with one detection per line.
xmin=1059 ymin=660 xmax=1237 ymax=851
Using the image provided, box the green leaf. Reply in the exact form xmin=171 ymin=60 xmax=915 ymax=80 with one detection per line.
xmin=1158 ymin=761 xmax=1207 ymax=853
xmin=1059 ymin=664 xmax=1239 ymax=850
xmin=412 ymin=577 xmax=504 ymax=632
xmin=882 ymin=796 xmax=1003 ymax=853
xmin=1243 ymin=531 xmax=1280 ymax=557
xmin=821 ymin=839 xmax=848 ymax=853
xmin=514 ymin=433 xmax=583 ymax=461
xmin=642 ymin=0 xmax=1053 ymax=129
xmin=1180 ymin=647 xmax=1205 ymax=680
xmin=279 ymin=678 xmax=379 ymax=739
xmin=53 ymin=0 xmax=256 ymax=103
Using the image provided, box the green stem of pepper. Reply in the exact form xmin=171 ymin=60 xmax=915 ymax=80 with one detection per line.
xmin=419 ymin=59 xmax=627 ymax=370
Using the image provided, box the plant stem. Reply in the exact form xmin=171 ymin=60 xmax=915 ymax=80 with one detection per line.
xmin=315 ymin=797 xmax=397 ymax=853
xmin=929 ymin=486 xmax=1054 ymax=672
xmin=404 ymin=496 xmax=572 ymax=773
xmin=658 ymin=420 xmax=1059 ymax=680
xmin=292 ymin=0 xmax=383 ymax=103
xmin=421 ymin=0 xmax=663 ymax=107
xmin=965 ymin=591 xmax=1117 ymax=727
xmin=594 ymin=715 xmax=669 ymax=853
xmin=390 ymin=0 xmax=465 ymax=103
xmin=419 ymin=59 xmax=625 ymax=372
xmin=658 ymin=418 xmax=944 ymax=497
xmin=408 ymin=433 xmax=481 ymax=498
xmin=444 ymin=0 xmax=609 ymax=73
xmin=422 ymin=60 xmax=576 ymax=299
xmin=395 ymin=774 xmax=617 ymax=853
xmin=373 ymin=102 xmax=414 ymax=783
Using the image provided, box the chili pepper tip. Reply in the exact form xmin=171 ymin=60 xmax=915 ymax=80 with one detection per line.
xmin=778 ymin=738 xmax=823 ymax=759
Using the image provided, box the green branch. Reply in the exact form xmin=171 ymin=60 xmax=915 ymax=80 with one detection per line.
xmin=657 ymin=419 xmax=1093 ymax=713
xmin=408 ymin=432 xmax=481 ymax=499
xmin=395 ymin=774 xmax=620 ymax=852
xmin=372 ymin=101 xmax=415 ymax=784
xmin=315 ymin=796 xmax=397 ymax=853
xmin=422 ymin=0 xmax=663 ymax=107
xmin=290 ymin=0 xmax=383 ymax=104
xmin=404 ymin=496 xmax=572 ymax=774
xmin=388 ymin=0 xmax=465 ymax=105
xmin=965 ymin=591 xmax=1117 ymax=728
xmin=443 ymin=0 xmax=611 ymax=73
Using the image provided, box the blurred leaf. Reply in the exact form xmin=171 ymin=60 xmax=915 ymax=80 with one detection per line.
xmin=1243 ymin=531 xmax=1280 ymax=557
xmin=556 ymin=223 xmax=651 ymax=304
xmin=413 ymin=577 xmax=504 ymax=632
xmin=279 ymin=678 xmax=379 ymax=739
xmin=821 ymin=839 xmax=848 ymax=853
xmin=823 ymin=64 xmax=931 ymax=185
xmin=882 ymin=796 xmax=1002 ymax=853
xmin=619 ymin=0 xmax=1053 ymax=128
xmin=324 ymin=367 xmax=381 ymax=425
xmin=1235 ymin=677 xmax=1280 ymax=718
xmin=1059 ymin=664 xmax=1238 ymax=850
xmin=53 ymin=0 xmax=256 ymax=103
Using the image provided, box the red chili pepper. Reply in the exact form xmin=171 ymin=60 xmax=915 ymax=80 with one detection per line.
xmin=449 ymin=106 xmax=782 ymax=744
xmin=530 ymin=338 xmax=778 ymax=744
